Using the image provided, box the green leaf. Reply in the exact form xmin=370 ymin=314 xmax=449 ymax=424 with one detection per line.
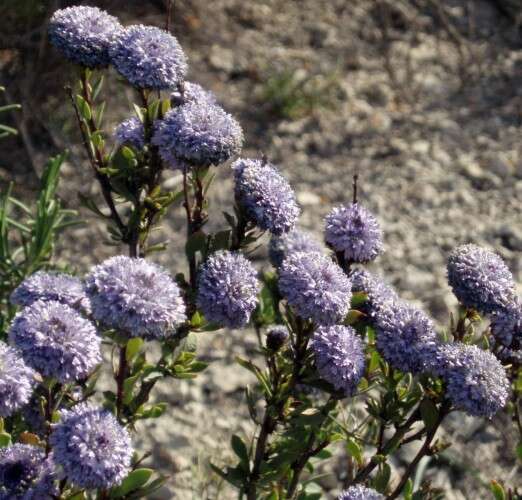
xmin=126 ymin=338 xmax=144 ymax=363
xmin=139 ymin=403 xmax=168 ymax=419
xmin=403 ymin=478 xmax=413 ymax=500
xmin=110 ymin=468 xmax=154 ymax=498
xmin=0 ymin=432 xmax=11 ymax=448
xmin=123 ymin=374 xmax=140 ymax=405
xmin=489 ymin=480 xmax=506 ymax=500
xmin=231 ymin=434 xmax=250 ymax=470
xmin=516 ymin=442 xmax=522 ymax=462
xmin=76 ymin=94 xmax=92 ymax=121
xmin=345 ymin=438 xmax=363 ymax=466
xmin=419 ymin=399 xmax=439 ymax=432
xmin=373 ymin=463 xmax=391 ymax=493
xmin=185 ymin=230 xmax=207 ymax=260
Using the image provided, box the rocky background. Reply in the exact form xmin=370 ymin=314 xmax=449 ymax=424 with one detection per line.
xmin=1 ymin=0 xmax=522 ymax=498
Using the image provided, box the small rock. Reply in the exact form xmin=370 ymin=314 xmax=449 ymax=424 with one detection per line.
xmin=209 ymin=45 xmax=235 ymax=74
xmin=297 ymin=190 xmax=321 ymax=206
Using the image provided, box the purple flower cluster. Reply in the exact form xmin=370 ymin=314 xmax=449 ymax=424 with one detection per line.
xmin=0 ymin=343 xmax=34 ymax=418
xmin=51 ymin=403 xmax=132 ymax=489
xmin=338 ymin=485 xmax=384 ymax=500
xmin=325 ymin=203 xmax=383 ymax=263
xmin=490 ymin=299 xmax=521 ymax=349
xmin=110 ymin=25 xmax=187 ymax=90
xmin=233 ymin=158 xmax=300 ymax=235
xmin=197 ymin=251 xmax=260 ymax=328
xmin=447 ymin=244 xmax=516 ymax=313
xmin=153 ymin=100 xmax=243 ymax=169
xmin=0 ymin=444 xmax=57 ymax=499
xmin=85 ymin=256 xmax=186 ymax=340
xmin=114 ymin=116 xmax=145 ymax=150
xmin=266 ymin=325 xmax=289 ymax=351
xmin=349 ymin=268 xmax=398 ymax=321
xmin=375 ymin=302 xmax=438 ymax=374
xmin=269 ymin=228 xmax=323 ymax=268
xmin=431 ymin=344 xmax=510 ymax=418
xmin=171 ymin=81 xmax=216 ymax=107
xmin=9 ymin=301 xmax=101 ymax=383
xmin=278 ymin=252 xmax=352 ymax=325
xmin=312 ymin=325 xmax=366 ymax=396
xmin=48 ymin=6 xmax=121 ymax=68
xmin=10 ymin=271 xmax=91 ymax=314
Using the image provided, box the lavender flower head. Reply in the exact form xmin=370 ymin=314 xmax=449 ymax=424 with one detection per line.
xmin=10 ymin=271 xmax=91 ymax=314
xmin=153 ymin=100 xmax=243 ymax=169
xmin=325 ymin=203 xmax=383 ymax=263
xmin=50 ymin=403 xmax=132 ymax=489
xmin=338 ymin=485 xmax=384 ymax=500
xmin=312 ymin=325 xmax=365 ymax=396
xmin=85 ymin=256 xmax=186 ymax=339
xmin=110 ymin=25 xmax=187 ymax=90
xmin=48 ymin=6 xmax=121 ymax=68
xmin=233 ymin=158 xmax=300 ymax=235
xmin=269 ymin=228 xmax=322 ymax=267
xmin=197 ymin=251 xmax=260 ymax=329
xmin=278 ymin=252 xmax=352 ymax=325
xmin=9 ymin=300 xmax=101 ymax=383
xmin=266 ymin=325 xmax=289 ymax=351
xmin=490 ymin=299 xmax=521 ymax=349
xmin=349 ymin=268 xmax=398 ymax=321
xmin=171 ymin=81 xmax=216 ymax=106
xmin=0 ymin=343 xmax=35 ymax=418
xmin=433 ymin=344 xmax=510 ymax=418
xmin=375 ymin=302 xmax=438 ymax=374
xmin=0 ymin=444 xmax=57 ymax=500
xmin=447 ymin=244 xmax=516 ymax=313
xmin=114 ymin=117 xmax=145 ymax=150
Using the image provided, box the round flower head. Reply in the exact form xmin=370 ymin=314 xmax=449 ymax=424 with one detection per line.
xmin=375 ymin=302 xmax=438 ymax=374
xmin=434 ymin=344 xmax=510 ymax=418
xmin=447 ymin=244 xmax=516 ymax=313
xmin=50 ymin=403 xmax=132 ymax=490
xmin=338 ymin=485 xmax=384 ymax=500
xmin=312 ymin=325 xmax=365 ymax=396
xmin=0 ymin=444 xmax=57 ymax=500
xmin=114 ymin=117 xmax=145 ymax=150
xmin=266 ymin=325 xmax=289 ymax=351
xmin=325 ymin=203 xmax=383 ymax=263
xmin=278 ymin=252 xmax=352 ymax=325
xmin=197 ymin=251 xmax=260 ymax=329
xmin=337 ymin=484 xmax=384 ymax=500
xmin=171 ymin=81 xmax=216 ymax=106
xmin=85 ymin=256 xmax=186 ymax=339
xmin=48 ymin=6 xmax=121 ymax=68
xmin=490 ymin=299 xmax=521 ymax=349
xmin=0 ymin=343 xmax=35 ymax=418
xmin=152 ymin=100 xmax=243 ymax=169
xmin=233 ymin=158 xmax=300 ymax=235
xmin=9 ymin=300 xmax=101 ymax=383
xmin=110 ymin=25 xmax=187 ymax=90
xmin=269 ymin=228 xmax=323 ymax=268
xmin=10 ymin=271 xmax=91 ymax=314
xmin=349 ymin=268 xmax=398 ymax=321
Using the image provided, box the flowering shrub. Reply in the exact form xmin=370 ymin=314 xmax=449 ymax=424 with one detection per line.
xmin=0 ymin=4 xmax=520 ymax=500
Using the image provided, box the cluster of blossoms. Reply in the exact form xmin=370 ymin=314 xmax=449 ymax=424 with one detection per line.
xmin=0 ymin=343 xmax=35 ymax=418
xmin=338 ymin=485 xmax=384 ymax=500
xmin=0 ymin=444 xmax=57 ymax=499
xmin=312 ymin=325 xmax=365 ymax=395
xmin=269 ymin=228 xmax=323 ymax=268
xmin=325 ymin=203 xmax=383 ymax=263
xmin=197 ymin=251 xmax=260 ymax=329
xmin=233 ymin=158 xmax=300 ymax=235
xmin=85 ymin=255 xmax=186 ymax=340
xmin=114 ymin=116 xmax=145 ymax=150
xmin=50 ymin=403 xmax=132 ymax=489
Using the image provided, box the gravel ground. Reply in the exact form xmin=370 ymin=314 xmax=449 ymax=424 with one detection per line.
xmin=2 ymin=0 xmax=522 ymax=498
